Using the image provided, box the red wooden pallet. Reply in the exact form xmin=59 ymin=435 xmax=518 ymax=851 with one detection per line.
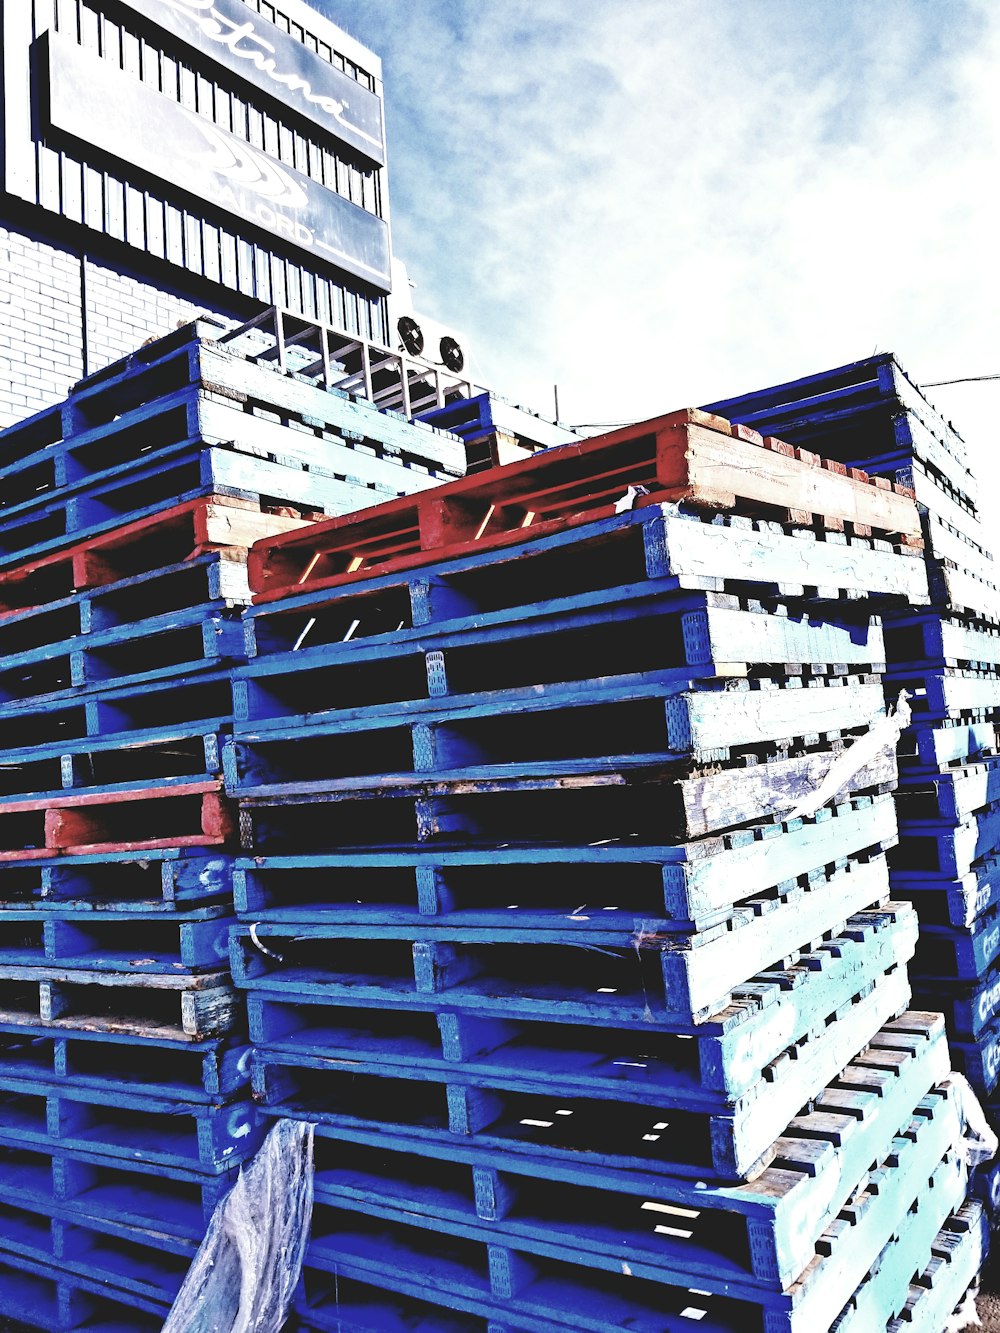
xmin=0 ymin=495 xmax=311 ymax=615
xmin=0 ymin=783 xmax=235 ymax=859
xmin=247 ymin=407 xmax=921 ymax=603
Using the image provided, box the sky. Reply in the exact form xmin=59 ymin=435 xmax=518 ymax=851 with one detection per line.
xmin=313 ymin=0 xmax=997 ymax=487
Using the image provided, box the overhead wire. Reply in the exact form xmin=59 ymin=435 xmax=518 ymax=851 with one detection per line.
xmin=562 ymin=372 xmax=1000 ymax=431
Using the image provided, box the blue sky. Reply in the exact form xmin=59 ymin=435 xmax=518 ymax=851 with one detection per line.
xmin=312 ymin=1 xmax=997 ymax=481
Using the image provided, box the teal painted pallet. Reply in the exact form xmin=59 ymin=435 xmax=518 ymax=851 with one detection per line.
xmin=232 ymin=795 xmax=896 ymax=934
xmin=248 ymin=1001 xmax=933 ymax=1191
xmin=294 ymin=1080 xmax=958 ymax=1332
xmin=886 ymin=1201 xmax=987 ymax=1332
xmin=282 ymin=1014 xmax=947 ymax=1295
xmin=245 ymin=907 xmax=913 ymax=1104
xmin=231 ymin=856 xmax=895 ymax=1028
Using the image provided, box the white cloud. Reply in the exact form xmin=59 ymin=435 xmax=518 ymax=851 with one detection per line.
xmin=320 ymin=0 xmax=999 ymax=500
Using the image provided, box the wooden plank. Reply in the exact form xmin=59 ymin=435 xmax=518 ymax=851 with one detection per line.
xmin=196 ymin=343 xmax=466 ymax=473
xmin=933 ymin=564 xmax=1000 ymax=622
xmin=660 ymin=858 xmax=893 ymax=1021
xmin=885 ymin=1202 xmax=987 ymax=1333
xmin=659 ymin=422 xmax=920 ymax=536
xmin=654 ymin=516 xmax=927 ymax=604
xmin=679 ymin=744 xmax=897 ymax=839
xmin=274 ymin=1013 xmax=947 ymax=1300
xmin=0 ymin=966 xmax=237 ymax=1042
xmin=276 ymin=1083 xmax=959 ymax=1330
xmin=667 ymin=679 xmax=886 ymax=755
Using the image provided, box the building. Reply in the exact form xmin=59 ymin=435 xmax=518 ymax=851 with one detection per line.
xmin=0 ymin=0 xmax=392 ymax=427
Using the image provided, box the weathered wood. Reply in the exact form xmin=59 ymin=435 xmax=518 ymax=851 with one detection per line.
xmin=656 ymin=421 xmax=919 ymax=536
xmin=679 ymin=744 xmax=897 ymax=838
xmin=246 ymin=410 xmax=922 ymax=599
xmin=0 ymin=966 xmax=238 ymax=1041
xmin=666 ymin=679 xmax=886 ymax=755
xmin=883 ymin=1202 xmax=986 ymax=1333
xmin=274 ymin=1080 xmax=958 ymax=1331
xmin=654 ymin=516 xmax=927 ymax=604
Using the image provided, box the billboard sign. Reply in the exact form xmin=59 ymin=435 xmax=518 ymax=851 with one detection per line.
xmin=45 ymin=31 xmax=391 ymax=290
xmin=112 ymin=0 xmax=385 ymax=163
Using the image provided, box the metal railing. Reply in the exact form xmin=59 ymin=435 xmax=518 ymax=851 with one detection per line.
xmin=218 ymin=306 xmax=483 ymax=419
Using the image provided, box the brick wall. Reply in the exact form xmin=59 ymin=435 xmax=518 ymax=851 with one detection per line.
xmin=0 ymin=225 xmax=239 ymax=430
xmin=0 ymin=227 xmax=84 ymax=427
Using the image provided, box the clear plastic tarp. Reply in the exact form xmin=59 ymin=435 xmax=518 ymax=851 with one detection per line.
xmin=162 ymin=1119 xmax=315 ymax=1333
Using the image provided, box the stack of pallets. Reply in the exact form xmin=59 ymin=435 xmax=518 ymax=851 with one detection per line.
xmin=709 ymin=358 xmax=1000 ymax=1163
xmin=230 ymin=409 xmax=987 ymax=1331
xmin=0 ymin=323 xmax=466 ymax=1330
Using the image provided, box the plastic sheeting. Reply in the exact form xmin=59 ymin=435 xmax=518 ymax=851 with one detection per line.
xmin=946 ymin=1286 xmax=982 ymax=1333
xmin=948 ymin=1073 xmax=999 ymax=1173
xmin=162 ymin=1119 xmax=315 ymax=1333
xmin=784 ymin=690 xmax=912 ymax=821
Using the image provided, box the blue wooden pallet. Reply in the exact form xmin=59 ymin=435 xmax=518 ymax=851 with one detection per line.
xmin=238 ymin=583 xmax=886 ymax=707
xmin=0 ymin=1078 xmax=262 ymax=1174
xmin=283 ymin=1012 xmax=947 ymax=1297
xmin=702 ymin=353 xmax=970 ymax=489
xmin=0 ymin=607 xmax=245 ymax=709
xmin=941 ymin=1015 xmax=1000 ymax=1097
xmin=232 ymin=794 xmax=895 ymax=935
xmin=245 ymin=906 xmax=914 ymax=1104
xmin=247 ymin=983 xmax=919 ymax=1187
xmin=246 ymin=908 xmax=911 ymax=1085
xmin=883 ymin=611 xmax=1000 ymax=673
xmin=0 ymin=381 xmax=453 ymax=517
xmin=298 ymin=1142 xmax=965 ymax=1333
xmin=0 ymin=729 xmax=225 ymax=811
xmin=886 ymin=1201 xmax=987 ymax=1333
xmin=0 ymin=669 xmax=233 ymax=762
xmin=0 ymin=906 xmax=233 ymax=974
xmin=300 ymin=1087 xmax=965 ymax=1317
xmin=0 ymin=388 xmax=447 ymax=546
xmin=293 ymin=1080 xmax=958 ymax=1332
xmin=296 ymin=1270 xmax=490 ymax=1333
xmin=0 ymin=966 xmax=238 ymax=1041
xmin=893 ymin=800 xmax=1000 ymax=877
xmin=0 ymin=1199 xmax=190 ymax=1309
xmin=0 ymin=1026 xmax=248 ymax=1102
xmin=0 ymin=553 xmax=249 ymax=660
xmin=225 ymin=733 xmax=892 ymax=839
xmin=233 ymin=630 xmax=887 ymax=757
xmin=0 ymin=850 xmax=232 ymax=913
xmin=912 ymin=962 xmax=1000 ymax=1040
xmin=230 ymin=746 xmax=896 ymax=847
xmin=246 ymin=505 xmax=926 ymax=641
xmin=0 ymin=1249 xmax=167 ymax=1330
xmin=895 ymin=758 xmax=1000 ymax=822
xmin=889 ymin=853 xmax=1000 ymax=929
xmin=908 ymin=900 xmax=1000 ymax=981
xmin=232 ymin=796 xmax=896 ymax=933
xmin=231 ymin=855 xmax=894 ymax=1028
xmin=254 ymin=961 xmax=910 ymax=1183
xmin=60 ymin=331 xmax=465 ymax=475
xmin=0 ymin=1137 xmax=235 ymax=1231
